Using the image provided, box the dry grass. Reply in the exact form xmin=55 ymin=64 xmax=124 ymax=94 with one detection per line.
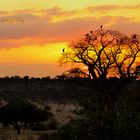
xmin=48 ymin=102 xmax=80 ymax=124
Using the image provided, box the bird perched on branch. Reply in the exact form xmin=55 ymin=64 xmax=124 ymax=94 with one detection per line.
xmin=100 ymin=25 xmax=103 ymax=29
xmin=62 ymin=48 xmax=65 ymax=53
xmin=133 ymin=34 xmax=136 ymax=39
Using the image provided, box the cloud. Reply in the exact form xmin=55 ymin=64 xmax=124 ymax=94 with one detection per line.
xmin=41 ymin=7 xmax=77 ymax=16
xmin=0 ymin=38 xmax=48 ymax=49
xmin=0 ymin=15 xmax=113 ymax=48
xmin=0 ymin=4 xmax=140 ymax=17
xmin=85 ymin=4 xmax=140 ymax=13
xmin=0 ymin=6 xmax=139 ymax=49
xmin=110 ymin=21 xmax=140 ymax=34
xmin=0 ymin=15 xmax=139 ymax=49
xmin=0 ymin=7 xmax=77 ymax=21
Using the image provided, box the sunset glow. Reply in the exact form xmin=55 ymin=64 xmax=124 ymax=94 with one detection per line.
xmin=0 ymin=0 xmax=140 ymax=77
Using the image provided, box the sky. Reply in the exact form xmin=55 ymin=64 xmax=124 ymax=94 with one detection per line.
xmin=0 ymin=0 xmax=140 ymax=77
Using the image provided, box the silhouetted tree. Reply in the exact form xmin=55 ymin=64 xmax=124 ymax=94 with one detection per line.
xmin=134 ymin=65 xmax=140 ymax=79
xmin=57 ymin=68 xmax=89 ymax=79
xmin=112 ymin=34 xmax=140 ymax=79
xmin=23 ymin=76 xmax=30 ymax=80
xmin=58 ymin=27 xmax=140 ymax=140
xmin=0 ymin=99 xmax=53 ymax=134
xmin=60 ymin=27 xmax=140 ymax=82
xmin=11 ymin=75 xmax=21 ymax=80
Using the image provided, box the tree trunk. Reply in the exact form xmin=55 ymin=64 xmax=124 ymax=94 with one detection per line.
xmin=13 ymin=122 xmax=26 ymax=134
xmin=17 ymin=127 xmax=21 ymax=134
xmin=13 ymin=125 xmax=22 ymax=134
xmin=88 ymin=67 xmax=98 ymax=84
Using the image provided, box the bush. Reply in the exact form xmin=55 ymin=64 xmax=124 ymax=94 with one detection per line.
xmin=47 ymin=118 xmax=58 ymax=130
xmin=56 ymin=119 xmax=95 ymax=140
xmin=112 ymin=101 xmax=140 ymax=140
xmin=56 ymin=98 xmax=140 ymax=140
xmin=31 ymin=123 xmax=47 ymax=131
xmin=38 ymin=133 xmax=59 ymax=140
xmin=32 ymin=118 xmax=58 ymax=131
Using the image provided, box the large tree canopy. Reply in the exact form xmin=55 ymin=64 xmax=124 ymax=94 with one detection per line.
xmin=60 ymin=27 xmax=140 ymax=81
xmin=0 ymin=99 xmax=53 ymax=134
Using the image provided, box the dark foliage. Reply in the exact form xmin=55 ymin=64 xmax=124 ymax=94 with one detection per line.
xmin=57 ymin=78 xmax=140 ymax=140
xmin=0 ymin=77 xmax=93 ymax=103
xmin=0 ymin=99 xmax=53 ymax=134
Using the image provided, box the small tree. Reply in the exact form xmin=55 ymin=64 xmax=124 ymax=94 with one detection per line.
xmin=0 ymin=99 xmax=53 ymax=134
xmin=57 ymin=68 xmax=89 ymax=80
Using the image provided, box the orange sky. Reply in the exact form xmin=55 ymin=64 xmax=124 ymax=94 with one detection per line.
xmin=0 ymin=0 xmax=140 ymax=77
